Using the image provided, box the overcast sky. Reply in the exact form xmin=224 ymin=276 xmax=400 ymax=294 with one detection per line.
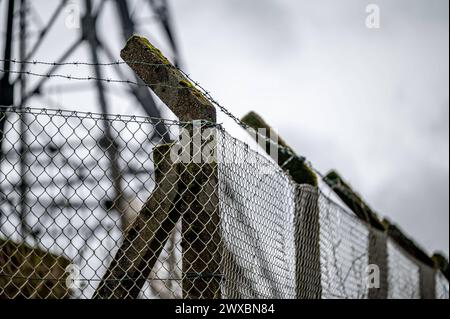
xmin=1 ymin=0 xmax=448 ymax=256
xmin=169 ymin=0 xmax=449 ymax=256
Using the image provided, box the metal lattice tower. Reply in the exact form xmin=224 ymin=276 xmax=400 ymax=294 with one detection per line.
xmin=1 ymin=0 xmax=180 ymax=132
xmin=0 ymin=0 xmax=181 ymax=238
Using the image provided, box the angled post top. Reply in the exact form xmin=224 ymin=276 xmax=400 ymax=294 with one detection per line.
xmin=120 ymin=35 xmax=216 ymax=123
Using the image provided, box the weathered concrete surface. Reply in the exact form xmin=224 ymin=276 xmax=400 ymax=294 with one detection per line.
xmin=120 ymin=35 xmax=216 ymax=123
xmin=94 ymin=144 xmax=180 ymax=299
xmin=120 ymin=36 xmax=221 ymax=299
xmin=0 ymin=239 xmax=70 ymax=299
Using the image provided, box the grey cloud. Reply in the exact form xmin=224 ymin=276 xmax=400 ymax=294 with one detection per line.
xmin=170 ymin=0 xmax=449 ymax=255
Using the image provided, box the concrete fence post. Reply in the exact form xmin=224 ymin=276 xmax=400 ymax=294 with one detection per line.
xmin=94 ymin=143 xmax=180 ymax=298
xmin=119 ymin=36 xmax=221 ymax=299
xmin=241 ymin=111 xmax=322 ymax=299
xmin=418 ymin=263 xmax=436 ymax=299
xmin=431 ymin=253 xmax=449 ymax=281
xmin=367 ymin=229 xmax=389 ymax=299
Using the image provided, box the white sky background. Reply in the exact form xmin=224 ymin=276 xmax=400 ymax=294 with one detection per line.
xmin=0 ymin=0 xmax=448 ymax=256
xmin=170 ymin=0 xmax=450 ymax=256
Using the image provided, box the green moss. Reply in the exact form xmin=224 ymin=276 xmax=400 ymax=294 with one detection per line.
xmin=325 ymin=170 xmax=340 ymax=182
xmin=241 ymin=111 xmax=317 ymax=186
xmin=128 ymin=35 xmax=171 ymax=65
xmin=179 ymin=80 xmax=193 ymax=88
xmin=381 ymin=218 xmax=391 ymax=230
xmin=285 ymin=158 xmax=318 ymax=187
xmin=0 ymin=238 xmax=70 ymax=298
xmin=431 ymin=253 xmax=449 ymax=279
xmin=241 ymin=111 xmax=263 ymax=131
xmin=432 ymin=253 xmax=449 ymax=269
xmin=124 ymin=35 xmax=214 ymax=121
xmin=178 ymin=79 xmax=207 ymax=103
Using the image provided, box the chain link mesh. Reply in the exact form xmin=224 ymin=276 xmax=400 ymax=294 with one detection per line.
xmin=0 ymin=107 xmax=447 ymax=299
xmin=435 ymin=270 xmax=449 ymax=299
xmin=217 ymin=131 xmax=296 ymax=299
xmin=318 ymin=192 xmax=370 ymax=299
xmin=387 ymin=240 xmax=421 ymax=299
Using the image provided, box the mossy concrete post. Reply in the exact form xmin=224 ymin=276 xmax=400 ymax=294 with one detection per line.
xmin=418 ymin=263 xmax=436 ymax=299
xmin=367 ymin=229 xmax=389 ymax=299
xmin=121 ymin=36 xmax=221 ymax=299
xmin=431 ymin=253 xmax=449 ymax=281
xmin=293 ymin=184 xmax=322 ymax=299
xmin=241 ymin=111 xmax=321 ymax=299
xmin=94 ymin=144 xmax=180 ymax=299
xmin=323 ymin=171 xmax=389 ymax=298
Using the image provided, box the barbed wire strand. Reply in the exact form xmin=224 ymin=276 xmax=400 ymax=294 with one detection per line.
xmin=0 ymin=63 xmax=300 ymax=159
xmin=0 ymin=58 xmax=374 ymax=224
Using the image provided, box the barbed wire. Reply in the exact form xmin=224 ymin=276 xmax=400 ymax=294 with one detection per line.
xmin=0 ymin=58 xmax=378 ymax=225
xmin=0 ymin=58 xmax=163 ymax=67
xmin=0 ymin=58 xmax=293 ymax=140
xmin=0 ymin=68 xmax=184 ymax=89
xmin=0 ymin=58 xmax=275 ymax=129
xmin=0 ymin=63 xmax=300 ymax=159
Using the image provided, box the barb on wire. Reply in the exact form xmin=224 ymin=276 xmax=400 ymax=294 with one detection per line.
xmin=0 ymin=58 xmax=382 ymax=223
xmin=0 ymin=68 xmax=188 ymax=89
xmin=0 ymin=58 xmax=165 ymax=67
xmin=0 ymin=58 xmax=353 ymax=211
xmin=0 ymin=58 xmax=306 ymax=159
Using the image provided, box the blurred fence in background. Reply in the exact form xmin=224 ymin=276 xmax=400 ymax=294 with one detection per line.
xmin=0 ymin=107 xmax=448 ymax=299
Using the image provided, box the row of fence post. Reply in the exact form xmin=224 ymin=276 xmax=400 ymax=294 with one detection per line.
xmin=94 ymin=35 xmax=447 ymax=299
xmin=243 ymin=112 xmax=445 ymax=299
xmin=95 ymin=35 xmax=221 ymax=299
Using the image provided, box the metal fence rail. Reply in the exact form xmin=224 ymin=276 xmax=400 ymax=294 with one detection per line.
xmin=0 ymin=107 xmax=448 ymax=299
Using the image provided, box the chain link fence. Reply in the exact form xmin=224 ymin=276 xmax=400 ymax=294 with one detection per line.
xmin=0 ymin=107 xmax=448 ymax=299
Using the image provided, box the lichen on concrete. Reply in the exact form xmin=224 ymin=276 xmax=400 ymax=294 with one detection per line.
xmin=130 ymin=35 xmax=171 ymax=66
xmin=121 ymin=35 xmax=216 ymax=123
xmin=431 ymin=253 xmax=449 ymax=280
xmin=0 ymin=238 xmax=70 ymax=298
